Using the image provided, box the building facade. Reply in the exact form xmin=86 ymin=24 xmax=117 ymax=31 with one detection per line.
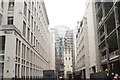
xmin=0 ymin=0 xmax=53 ymax=79
xmin=53 ymin=25 xmax=69 ymax=78
xmin=95 ymin=0 xmax=120 ymax=75
xmin=49 ymin=29 xmax=56 ymax=70
xmin=76 ymin=0 xmax=98 ymax=79
xmin=64 ymin=30 xmax=74 ymax=78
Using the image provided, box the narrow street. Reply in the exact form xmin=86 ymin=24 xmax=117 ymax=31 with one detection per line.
xmin=0 ymin=0 xmax=120 ymax=80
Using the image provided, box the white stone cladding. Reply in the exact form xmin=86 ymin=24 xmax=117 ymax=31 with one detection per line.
xmin=0 ymin=0 xmax=53 ymax=79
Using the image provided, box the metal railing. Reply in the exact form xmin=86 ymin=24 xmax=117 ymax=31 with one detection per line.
xmin=101 ymin=55 xmax=107 ymax=60
xmin=110 ymin=50 xmax=119 ymax=59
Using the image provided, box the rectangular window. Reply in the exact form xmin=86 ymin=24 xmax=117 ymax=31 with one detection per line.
xmin=0 ymin=56 xmax=4 ymax=61
xmin=27 ymin=47 xmax=29 ymax=61
xmin=24 ymin=2 xmax=27 ymax=16
xmin=29 ymin=0 xmax=31 ymax=6
xmin=22 ymin=44 xmax=26 ymax=59
xmin=31 ymin=16 xmax=33 ymax=29
xmin=34 ymin=37 xmax=35 ymax=46
xmin=28 ymin=9 xmax=30 ymax=23
xmin=16 ymin=39 xmax=18 ymax=56
xmin=38 ymin=42 xmax=39 ymax=52
xmin=31 ymin=32 xmax=33 ymax=44
xmin=32 ymin=2 xmax=34 ymax=11
xmin=8 ymin=0 xmax=14 ymax=11
xmin=30 ymin=50 xmax=32 ymax=62
xmin=0 ymin=63 xmax=4 ymax=79
xmin=36 ymin=40 xmax=38 ymax=50
xmin=1 ymin=0 xmax=3 ymax=9
xmin=18 ymin=41 xmax=21 ymax=56
xmin=8 ymin=16 xmax=13 ymax=25
xmin=0 ymin=14 xmax=2 ymax=25
xmin=0 ymin=36 xmax=5 ymax=54
xmin=27 ymin=28 xmax=30 ymax=41
xmin=34 ymin=21 xmax=36 ymax=32
xmin=16 ymin=39 xmax=21 ymax=56
xmin=23 ymin=21 xmax=26 ymax=37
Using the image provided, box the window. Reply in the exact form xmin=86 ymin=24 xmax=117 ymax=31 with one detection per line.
xmin=8 ymin=0 xmax=14 ymax=11
xmin=22 ymin=44 xmax=26 ymax=59
xmin=0 ymin=14 xmax=2 ymax=25
xmin=34 ymin=37 xmax=35 ymax=47
xmin=0 ymin=36 xmax=5 ymax=54
xmin=8 ymin=16 xmax=13 ymax=25
xmin=26 ymin=47 xmax=29 ymax=61
xmin=24 ymin=2 xmax=27 ymax=16
xmin=16 ymin=39 xmax=21 ymax=56
xmin=28 ymin=9 xmax=30 ymax=23
xmin=28 ymin=0 xmax=31 ymax=6
xmin=31 ymin=32 xmax=33 ymax=44
xmin=0 ymin=56 xmax=4 ymax=61
xmin=27 ymin=28 xmax=30 ymax=41
xmin=23 ymin=21 xmax=26 ymax=37
xmin=66 ymin=57 xmax=67 ymax=60
xmin=18 ymin=41 xmax=21 ymax=56
xmin=32 ymin=2 xmax=34 ymax=11
xmin=1 ymin=0 xmax=3 ymax=9
xmin=0 ymin=63 xmax=4 ymax=78
xmin=31 ymin=16 xmax=33 ymax=29
xmin=69 ymin=57 xmax=70 ymax=60
xmin=30 ymin=50 xmax=32 ymax=62
xmin=16 ymin=39 xmax=18 ymax=56
xmin=38 ymin=42 xmax=39 ymax=52
xmin=34 ymin=21 xmax=36 ymax=32
xmin=36 ymin=40 xmax=38 ymax=50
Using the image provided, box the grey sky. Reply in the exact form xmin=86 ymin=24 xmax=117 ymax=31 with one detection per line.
xmin=44 ymin=0 xmax=86 ymax=29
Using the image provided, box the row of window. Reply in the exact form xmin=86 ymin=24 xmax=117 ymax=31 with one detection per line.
xmin=22 ymin=20 xmax=45 ymax=53
xmin=22 ymin=1 xmax=47 ymax=53
xmin=15 ymin=63 xmax=42 ymax=78
xmin=23 ymin=0 xmax=45 ymax=30
xmin=15 ymin=38 xmax=46 ymax=78
xmin=16 ymin=38 xmax=45 ymax=64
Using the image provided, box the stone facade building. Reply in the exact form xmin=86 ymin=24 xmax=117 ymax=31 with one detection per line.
xmin=0 ymin=0 xmax=53 ymax=79
xmin=64 ymin=30 xmax=74 ymax=78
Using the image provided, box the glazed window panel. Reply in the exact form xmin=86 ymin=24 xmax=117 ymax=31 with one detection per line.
xmin=8 ymin=16 xmax=13 ymax=25
xmin=0 ymin=36 xmax=5 ymax=54
xmin=24 ymin=2 xmax=27 ymax=16
xmin=0 ymin=13 xmax=2 ymax=25
xmin=8 ymin=0 xmax=14 ymax=11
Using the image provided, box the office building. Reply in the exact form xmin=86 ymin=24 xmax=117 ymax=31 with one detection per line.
xmin=53 ymin=25 xmax=69 ymax=78
xmin=0 ymin=0 xmax=53 ymax=79
xmin=64 ymin=30 xmax=74 ymax=78
xmin=95 ymin=0 xmax=120 ymax=74
xmin=76 ymin=0 xmax=98 ymax=79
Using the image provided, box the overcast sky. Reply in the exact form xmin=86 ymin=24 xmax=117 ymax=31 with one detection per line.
xmin=44 ymin=0 xmax=86 ymax=29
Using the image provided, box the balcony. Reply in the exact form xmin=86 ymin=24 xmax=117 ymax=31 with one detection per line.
xmin=100 ymin=32 xmax=105 ymax=39
xmin=102 ymin=47 xmax=106 ymax=52
xmin=109 ymin=50 xmax=119 ymax=60
xmin=101 ymin=55 xmax=107 ymax=60
xmin=101 ymin=55 xmax=107 ymax=63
